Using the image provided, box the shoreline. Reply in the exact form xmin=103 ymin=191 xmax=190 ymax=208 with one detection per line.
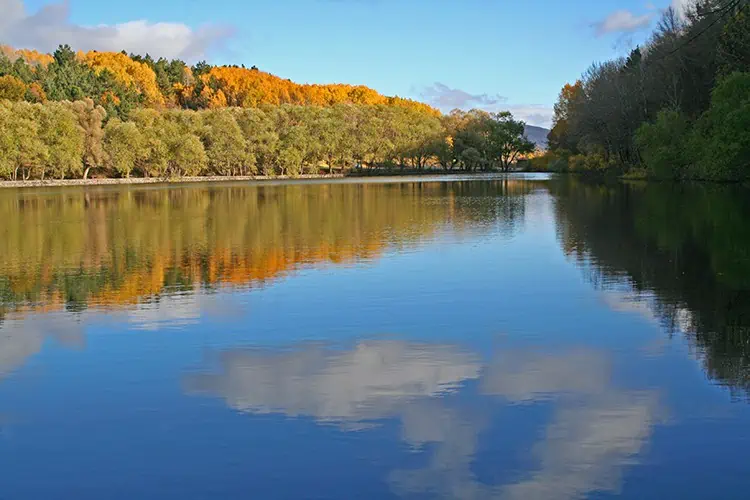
xmin=0 ymin=171 xmax=534 ymax=189
xmin=0 ymin=174 xmax=346 ymax=189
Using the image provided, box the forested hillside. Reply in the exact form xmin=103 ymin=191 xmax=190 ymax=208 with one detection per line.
xmin=545 ymin=0 xmax=750 ymax=181
xmin=0 ymin=44 xmax=537 ymax=180
xmin=0 ymin=44 xmax=435 ymax=117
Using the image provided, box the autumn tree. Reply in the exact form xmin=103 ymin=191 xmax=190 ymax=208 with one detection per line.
xmin=0 ymin=75 xmax=27 ymax=101
xmin=548 ymin=81 xmax=583 ymax=152
xmin=82 ymin=51 xmax=165 ymax=106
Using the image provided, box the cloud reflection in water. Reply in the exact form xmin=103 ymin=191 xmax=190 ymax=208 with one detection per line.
xmin=185 ymin=341 xmax=664 ymax=500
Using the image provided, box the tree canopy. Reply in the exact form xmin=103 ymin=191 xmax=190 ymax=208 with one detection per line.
xmin=546 ymin=0 xmax=750 ymax=181
xmin=0 ymin=43 xmax=538 ymax=180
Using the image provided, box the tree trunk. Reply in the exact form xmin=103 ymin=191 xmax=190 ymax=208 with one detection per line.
xmin=83 ymin=166 xmax=91 ymax=180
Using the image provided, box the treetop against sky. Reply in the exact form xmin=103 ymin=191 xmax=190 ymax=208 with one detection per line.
xmin=0 ymin=0 xmax=695 ymax=128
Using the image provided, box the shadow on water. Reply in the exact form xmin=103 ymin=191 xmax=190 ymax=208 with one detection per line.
xmin=551 ymin=177 xmax=750 ymax=397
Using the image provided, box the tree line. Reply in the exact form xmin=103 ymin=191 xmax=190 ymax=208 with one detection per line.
xmin=544 ymin=0 xmax=750 ymax=181
xmin=0 ymin=45 xmax=535 ymax=180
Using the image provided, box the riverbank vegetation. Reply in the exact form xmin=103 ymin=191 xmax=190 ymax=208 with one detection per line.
xmin=0 ymin=45 xmax=535 ymax=181
xmin=543 ymin=0 xmax=750 ymax=181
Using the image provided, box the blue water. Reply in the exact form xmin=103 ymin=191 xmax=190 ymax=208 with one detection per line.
xmin=1 ymin=175 xmax=749 ymax=499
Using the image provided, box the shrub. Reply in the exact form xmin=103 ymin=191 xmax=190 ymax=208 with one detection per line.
xmin=635 ymin=110 xmax=691 ymax=180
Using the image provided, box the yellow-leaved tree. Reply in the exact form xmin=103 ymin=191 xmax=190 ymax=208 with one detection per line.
xmin=82 ymin=51 xmax=165 ymax=106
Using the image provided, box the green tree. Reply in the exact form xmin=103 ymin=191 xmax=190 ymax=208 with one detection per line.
xmin=103 ymin=119 xmax=143 ymax=178
xmin=692 ymin=71 xmax=750 ymax=181
xmin=173 ymin=134 xmax=208 ymax=177
xmin=65 ymin=99 xmax=107 ymax=178
xmin=277 ymin=125 xmax=308 ymax=177
xmin=487 ymin=112 xmax=536 ymax=171
xmin=234 ymin=107 xmax=274 ymax=175
xmin=200 ymin=110 xmax=248 ymax=176
xmin=635 ymin=110 xmax=691 ymax=179
xmin=718 ymin=10 xmax=750 ymax=75
xmin=0 ymin=101 xmax=48 ymax=180
xmin=38 ymin=103 xmax=85 ymax=179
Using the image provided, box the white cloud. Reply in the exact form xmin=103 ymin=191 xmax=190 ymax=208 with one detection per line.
xmin=184 ymin=341 xmax=481 ymax=423
xmin=0 ymin=312 xmax=85 ymax=380
xmin=501 ymin=391 xmax=661 ymax=500
xmin=0 ymin=289 xmax=246 ymax=380
xmin=672 ymin=0 xmax=694 ymax=18
xmin=125 ymin=292 xmax=204 ymax=331
xmin=480 ymin=349 xmax=611 ymax=402
xmin=0 ymin=0 xmax=234 ymax=61
xmin=389 ymin=349 xmax=662 ymax=500
xmin=421 ymin=82 xmax=506 ymax=110
xmin=390 ymin=391 xmax=662 ymax=500
xmin=593 ymin=9 xmax=655 ymax=36
xmin=502 ymin=104 xmax=554 ymax=129
xmin=601 ymin=291 xmax=659 ymax=324
xmin=418 ymin=82 xmax=553 ymax=128
xmin=186 ymin=343 xmax=664 ymax=499
xmin=124 ymin=291 xmax=248 ymax=331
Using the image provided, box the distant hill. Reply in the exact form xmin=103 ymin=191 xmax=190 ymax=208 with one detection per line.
xmin=524 ymin=125 xmax=549 ymax=150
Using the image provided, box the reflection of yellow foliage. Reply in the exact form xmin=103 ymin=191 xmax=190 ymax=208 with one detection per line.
xmin=82 ymin=51 xmax=164 ymax=106
xmin=0 ymin=181 xmax=530 ymax=315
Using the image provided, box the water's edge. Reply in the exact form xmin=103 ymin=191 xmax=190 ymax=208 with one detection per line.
xmin=0 ymin=172 xmax=538 ymax=189
xmin=0 ymin=174 xmax=345 ymax=189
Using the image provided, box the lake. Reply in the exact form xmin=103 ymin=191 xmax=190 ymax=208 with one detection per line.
xmin=1 ymin=174 xmax=749 ymax=499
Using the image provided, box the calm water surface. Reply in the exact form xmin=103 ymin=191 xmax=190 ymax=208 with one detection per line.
xmin=1 ymin=175 xmax=749 ymax=499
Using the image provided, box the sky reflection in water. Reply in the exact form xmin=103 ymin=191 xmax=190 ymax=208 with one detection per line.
xmin=0 ymin=176 xmax=749 ymax=499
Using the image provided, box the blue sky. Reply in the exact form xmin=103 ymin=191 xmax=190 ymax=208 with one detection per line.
xmin=4 ymin=0 xmax=689 ymax=127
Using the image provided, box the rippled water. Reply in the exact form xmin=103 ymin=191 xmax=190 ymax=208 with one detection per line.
xmin=1 ymin=175 xmax=749 ymax=499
